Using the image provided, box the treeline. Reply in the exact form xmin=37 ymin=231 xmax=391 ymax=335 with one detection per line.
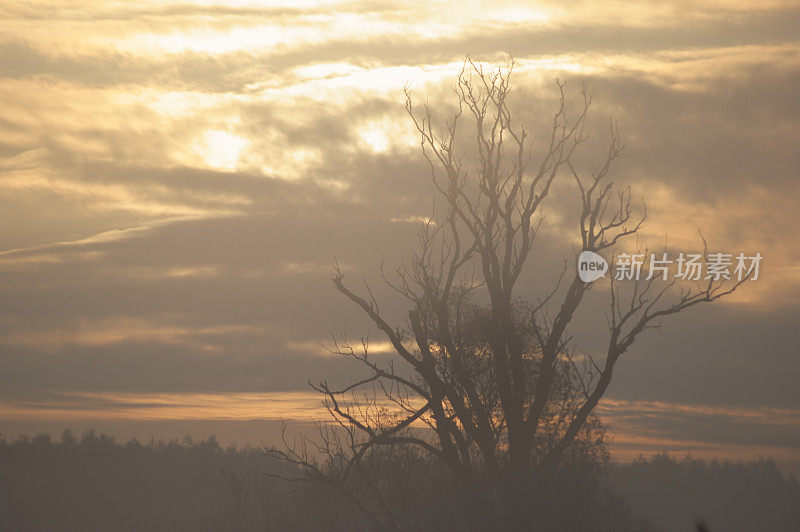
xmin=1 ymin=431 xmax=798 ymax=531
xmin=611 ymin=452 xmax=800 ymax=531
xmin=0 ymin=430 xmax=289 ymax=531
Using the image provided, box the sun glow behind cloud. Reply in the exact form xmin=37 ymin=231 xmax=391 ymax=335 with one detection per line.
xmin=192 ymin=129 xmax=249 ymax=170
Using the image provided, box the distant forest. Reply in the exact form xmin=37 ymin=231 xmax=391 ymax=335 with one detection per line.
xmin=1 ymin=431 xmax=798 ymax=531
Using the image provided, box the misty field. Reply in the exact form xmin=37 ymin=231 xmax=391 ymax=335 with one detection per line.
xmin=1 ymin=431 xmax=798 ymax=531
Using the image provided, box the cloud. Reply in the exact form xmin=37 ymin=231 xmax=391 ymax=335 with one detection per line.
xmin=0 ymin=0 xmax=798 ymax=463
xmin=597 ymin=397 xmax=800 ymax=472
xmin=1 ymin=315 xmax=269 ymax=352
xmin=0 ymin=390 xmax=328 ymax=421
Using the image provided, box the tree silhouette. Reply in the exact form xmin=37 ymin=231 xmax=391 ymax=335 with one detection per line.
xmin=270 ymin=58 xmax=747 ymax=530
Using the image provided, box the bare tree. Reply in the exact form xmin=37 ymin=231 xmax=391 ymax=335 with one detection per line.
xmin=269 ymin=58 xmax=746 ymax=530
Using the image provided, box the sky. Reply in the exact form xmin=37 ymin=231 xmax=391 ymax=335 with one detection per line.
xmin=0 ymin=0 xmax=799 ymax=471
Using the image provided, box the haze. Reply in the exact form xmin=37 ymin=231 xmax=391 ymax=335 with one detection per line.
xmin=1 ymin=0 xmax=798 ymax=474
